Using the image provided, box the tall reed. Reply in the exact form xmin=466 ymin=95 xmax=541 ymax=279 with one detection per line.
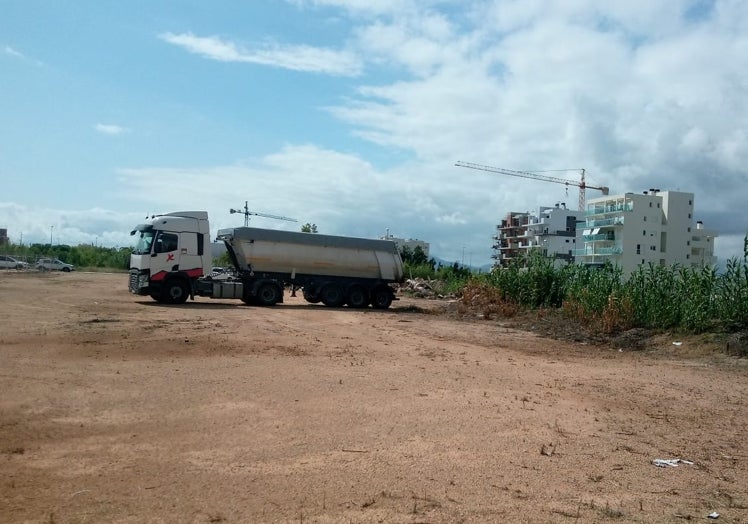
xmin=473 ymin=257 xmax=747 ymax=333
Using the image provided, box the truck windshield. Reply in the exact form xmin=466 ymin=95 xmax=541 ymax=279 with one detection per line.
xmin=131 ymin=229 xmax=155 ymax=255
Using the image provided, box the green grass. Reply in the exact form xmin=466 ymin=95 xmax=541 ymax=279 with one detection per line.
xmin=453 ymin=257 xmax=748 ymax=334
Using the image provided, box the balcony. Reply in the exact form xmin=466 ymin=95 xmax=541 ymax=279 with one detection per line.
xmin=585 ymin=202 xmax=633 ymax=217
xmin=583 ymin=233 xmax=615 ymax=242
xmin=574 ymin=245 xmax=623 ymax=256
xmin=585 ymin=216 xmax=625 ymax=227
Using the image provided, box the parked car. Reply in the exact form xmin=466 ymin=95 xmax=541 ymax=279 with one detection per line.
xmin=0 ymin=255 xmax=29 ymax=269
xmin=36 ymin=258 xmax=75 ymax=272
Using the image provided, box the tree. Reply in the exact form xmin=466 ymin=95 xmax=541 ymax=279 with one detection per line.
xmin=411 ymin=245 xmax=429 ymax=266
xmin=400 ymin=245 xmax=432 ymax=268
xmin=399 ymin=245 xmax=413 ymax=263
xmin=301 ymin=223 xmax=318 ymax=233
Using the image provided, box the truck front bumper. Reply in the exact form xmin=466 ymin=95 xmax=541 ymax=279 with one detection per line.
xmin=128 ymin=269 xmax=150 ymax=295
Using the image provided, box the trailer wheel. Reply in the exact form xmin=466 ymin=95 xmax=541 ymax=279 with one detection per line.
xmin=346 ymin=285 xmax=369 ymax=308
xmin=320 ymin=284 xmax=345 ymax=307
xmin=302 ymin=288 xmax=321 ymax=304
xmin=164 ymin=279 xmax=189 ymax=304
xmin=371 ymin=286 xmax=393 ymax=309
xmin=255 ymin=282 xmax=282 ymax=306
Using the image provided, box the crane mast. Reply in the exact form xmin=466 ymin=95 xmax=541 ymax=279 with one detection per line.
xmin=455 ymin=161 xmax=609 ymax=211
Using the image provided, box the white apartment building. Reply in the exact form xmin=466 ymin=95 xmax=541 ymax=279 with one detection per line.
xmin=493 ymin=204 xmax=583 ymax=267
xmin=380 ymin=233 xmax=430 ymax=258
xmin=576 ymin=189 xmax=718 ymax=274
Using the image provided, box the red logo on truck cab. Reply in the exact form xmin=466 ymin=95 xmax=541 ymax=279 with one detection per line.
xmin=166 ymin=253 xmax=175 ymax=261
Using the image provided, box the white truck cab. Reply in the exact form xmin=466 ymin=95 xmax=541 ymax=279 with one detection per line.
xmin=129 ymin=211 xmax=212 ymax=302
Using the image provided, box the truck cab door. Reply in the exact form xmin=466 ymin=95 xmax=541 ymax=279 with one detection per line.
xmin=150 ymin=231 xmax=180 ymax=280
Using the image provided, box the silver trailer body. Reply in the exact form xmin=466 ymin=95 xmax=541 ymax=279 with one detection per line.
xmin=217 ymin=227 xmax=403 ymax=282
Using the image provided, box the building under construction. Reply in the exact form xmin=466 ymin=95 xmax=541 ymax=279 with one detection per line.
xmin=492 ymin=204 xmax=582 ymax=267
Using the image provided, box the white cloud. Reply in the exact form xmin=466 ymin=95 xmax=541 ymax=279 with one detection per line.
xmin=4 ymin=45 xmax=43 ymax=66
xmin=95 ymin=123 xmax=129 ymax=135
xmin=158 ymin=32 xmax=362 ymax=76
xmin=4 ymin=45 xmax=24 ymax=58
xmin=0 ymin=203 xmax=140 ymax=248
xmin=319 ymin=0 xmax=747 ymax=262
xmin=112 ymin=143 xmax=502 ymax=262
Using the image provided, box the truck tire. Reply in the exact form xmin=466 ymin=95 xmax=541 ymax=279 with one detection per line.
xmin=255 ymin=282 xmax=282 ymax=306
xmin=164 ymin=279 xmax=190 ymax=304
xmin=303 ymin=288 xmax=321 ymax=304
xmin=371 ymin=286 xmax=393 ymax=309
xmin=320 ymin=284 xmax=345 ymax=307
xmin=240 ymin=291 xmax=254 ymax=305
xmin=346 ymin=285 xmax=369 ymax=308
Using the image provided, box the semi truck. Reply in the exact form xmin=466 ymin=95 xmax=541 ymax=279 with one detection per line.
xmin=128 ymin=211 xmax=404 ymax=309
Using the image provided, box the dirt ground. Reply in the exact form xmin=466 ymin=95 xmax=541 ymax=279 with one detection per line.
xmin=1 ymin=272 xmax=746 ymax=523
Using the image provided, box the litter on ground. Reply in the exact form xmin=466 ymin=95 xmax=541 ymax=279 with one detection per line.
xmin=652 ymin=458 xmax=694 ymax=467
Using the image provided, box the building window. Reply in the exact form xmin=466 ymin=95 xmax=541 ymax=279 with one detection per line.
xmin=688 ymin=227 xmax=691 ymax=232
xmin=644 ymin=216 xmax=647 ymax=222
xmin=688 ymin=213 xmax=692 ymax=219
xmin=687 ymin=241 xmax=690 ymax=246
xmin=636 ymin=244 xmax=641 ymax=254
xmin=689 ymin=200 xmax=692 ymax=205
xmin=686 ymin=254 xmax=690 ymax=259
xmin=657 ymin=203 xmax=660 ymax=208
xmin=649 ymin=202 xmax=652 ymax=207
xmin=643 ymin=230 xmax=646 ymax=236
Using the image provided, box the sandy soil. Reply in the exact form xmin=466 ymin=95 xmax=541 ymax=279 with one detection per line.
xmin=0 ymin=271 xmax=746 ymax=523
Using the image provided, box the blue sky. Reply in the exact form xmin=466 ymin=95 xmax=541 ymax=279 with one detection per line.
xmin=1 ymin=0 xmax=746 ymax=265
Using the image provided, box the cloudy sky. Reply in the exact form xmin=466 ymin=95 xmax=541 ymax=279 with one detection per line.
xmin=1 ymin=0 xmax=746 ymax=266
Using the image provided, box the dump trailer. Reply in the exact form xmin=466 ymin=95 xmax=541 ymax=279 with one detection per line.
xmin=128 ymin=211 xmax=404 ymax=309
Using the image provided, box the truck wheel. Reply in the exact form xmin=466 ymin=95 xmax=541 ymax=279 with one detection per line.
xmin=255 ymin=282 xmax=281 ymax=306
xmin=164 ymin=279 xmax=189 ymax=304
xmin=320 ymin=284 xmax=345 ymax=307
xmin=371 ymin=286 xmax=393 ymax=309
xmin=346 ymin=285 xmax=369 ymax=308
xmin=302 ymin=287 xmax=321 ymax=304
xmin=240 ymin=292 xmax=254 ymax=305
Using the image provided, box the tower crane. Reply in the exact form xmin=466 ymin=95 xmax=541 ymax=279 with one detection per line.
xmin=455 ymin=160 xmax=609 ymax=211
xmin=230 ymin=201 xmax=297 ymax=227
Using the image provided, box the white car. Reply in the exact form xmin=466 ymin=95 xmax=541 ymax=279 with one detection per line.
xmin=36 ymin=258 xmax=75 ymax=272
xmin=0 ymin=255 xmax=28 ymax=269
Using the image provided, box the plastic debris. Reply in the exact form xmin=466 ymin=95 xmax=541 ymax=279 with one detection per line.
xmin=708 ymin=512 xmax=720 ymax=519
xmin=672 ymin=341 xmax=683 ymax=346
xmin=652 ymin=458 xmax=694 ymax=467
